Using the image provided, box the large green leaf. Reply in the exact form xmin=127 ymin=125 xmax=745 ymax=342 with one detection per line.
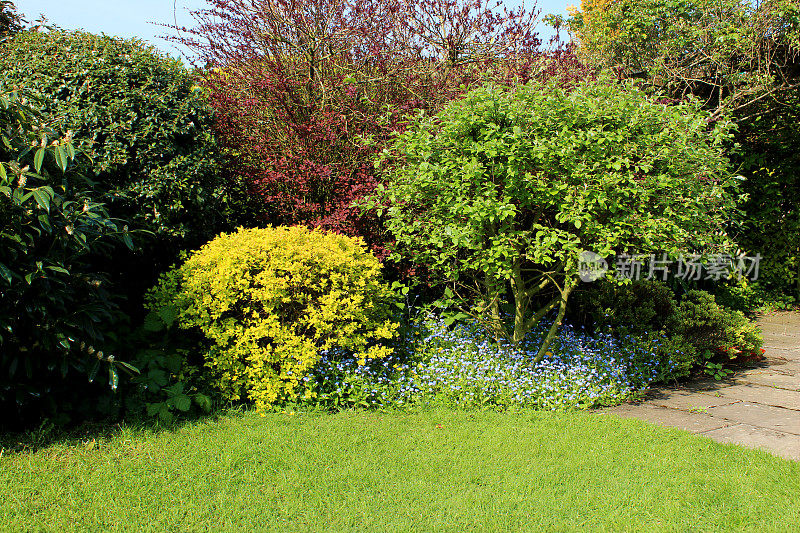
xmin=0 ymin=262 xmax=13 ymax=284
xmin=54 ymin=145 xmax=68 ymax=172
xmin=87 ymin=358 xmax=101 ymax=383
xmin=33 ymin=147 xmax=45 ymax=173
xmin=32 ymin=186 xmax=54 ymax=212
xmin=173 ymin=395 xmax=192 ymax=412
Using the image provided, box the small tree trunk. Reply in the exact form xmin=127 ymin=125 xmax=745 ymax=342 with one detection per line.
xmin=510 ymin=264 xmax=528 ymax=344
xmin=490 ymin=291 xmax=504 ymax=345
xmin=534 ymin=283 xmax=574 ymax=363
xmin=483 ymin=273 xmax=505 ymax=345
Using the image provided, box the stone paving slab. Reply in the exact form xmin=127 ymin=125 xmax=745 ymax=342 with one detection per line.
xmin=714 ymin=383 xmax=800 ymax=410
xmin=604 ymin=404 xmax=732 ymax=434
xmin=762 ymin=348 xmax=800 ymax=362
xmin=758 ymin=323 xmax=790 ymax=336
xmin=760 ymin=325 xmax=800 ymax=338
xmin=700 ymin=423 xmax=800 ymax=461
xmin=762 ymin=336 xmax=800 ymax=351
xmin=735 ymin=366 xmax=778 ymax=376
xmin=601 ymin=311 xmax=800 ymax=461
xmin=679 ymin=379 xmax=728 ymax=393
xmin=762 ymin=361 xmax=800 ymax=375
xmin=734 ymin=372 xmax=800 ymax=391
xmin=705 ymin=402 xmax=800 ymax=436
xmin=645 ymin=389 xmax=741 ymax=411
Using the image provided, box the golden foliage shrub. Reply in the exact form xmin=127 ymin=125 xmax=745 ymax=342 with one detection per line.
xmin=147 ymin=226 xmax=398 ymax=410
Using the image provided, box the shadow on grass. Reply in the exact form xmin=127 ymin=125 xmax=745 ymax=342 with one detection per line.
xmin=0 ymin=405 xmax=251 ymax=456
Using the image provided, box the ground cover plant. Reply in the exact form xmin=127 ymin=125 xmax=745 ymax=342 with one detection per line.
xmin=136 ymin=225 xmax=688 ymax=416
xmin=2 ymin=409 xmax=799 ymax=531
xmin=296 ymin=316 xmax=678 ymax=411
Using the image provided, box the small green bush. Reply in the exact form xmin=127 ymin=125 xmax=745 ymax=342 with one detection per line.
xmin=572 ymin=279 xmax=678 ymax=336
xmin=147 ymin=226 xmax=398 ymax=411
xmin=670 ymin=290 xmax=763 ymax=362
xmin=572 ymin=282 xmax=763 ymax=377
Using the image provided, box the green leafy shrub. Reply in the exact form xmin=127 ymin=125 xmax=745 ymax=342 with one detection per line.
xmin=0 ymin=81 xmax=137 ymax=426
xmin=0 ymin=29 xmax=237 ymax=321
xmin=571 ymin=280 xmax=692 ymax=377
xmin=0 ymin=28 xmax=234 ymax=426
xmin=712 ymin=279 xmax=797 ymax=314
xmin=670 ymin=290 xmax=763 ymax=364
xmin=572 ymin=280 xmax=678 ymax=337
xmin=369 ymin=77 xmax=739 ymax=360
xmin=572 ymin=282 xmax=763 ymax=377
xmin=0 ymin=29 xmax=230 ymax=244
xmin=147 ymin=226 xmax=398 ymax=411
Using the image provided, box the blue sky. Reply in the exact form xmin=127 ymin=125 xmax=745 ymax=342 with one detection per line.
xmin=15 ymin=0 xmax=571 ymax=60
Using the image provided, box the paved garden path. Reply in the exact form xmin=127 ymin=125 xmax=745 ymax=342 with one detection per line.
xmin=603 ymin=312 xmax=800 ymax=461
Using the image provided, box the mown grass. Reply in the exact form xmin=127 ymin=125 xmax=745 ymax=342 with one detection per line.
xmin=1 ymin=409 xmax=798 ymax=532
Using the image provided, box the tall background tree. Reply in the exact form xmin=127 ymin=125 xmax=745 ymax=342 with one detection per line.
xmin=567 ymin=0 xmax=800 ymax=300
xmin=0 ymin=0 xmax=22 ymax=40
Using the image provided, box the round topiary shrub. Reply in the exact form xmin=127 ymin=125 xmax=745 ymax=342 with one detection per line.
xmin=147 ymin=226 xmax=398 ymax=410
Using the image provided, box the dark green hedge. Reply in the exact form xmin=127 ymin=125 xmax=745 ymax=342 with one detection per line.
xmin=0 ymin=30 xmax=236 ymax=428
xmin=0 ymin=29 xmax=232 ymax=244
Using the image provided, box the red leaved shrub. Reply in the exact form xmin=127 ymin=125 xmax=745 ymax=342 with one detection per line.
xmin=170 ymin=0 xmax=589 ymax=252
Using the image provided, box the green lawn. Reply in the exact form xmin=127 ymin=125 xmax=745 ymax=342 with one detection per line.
xmin=2 ymin=409 xmax=798 ymax=531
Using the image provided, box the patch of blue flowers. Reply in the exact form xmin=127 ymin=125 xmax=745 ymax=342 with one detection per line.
xmin=296 ymin=316 xmax=677 ymax=411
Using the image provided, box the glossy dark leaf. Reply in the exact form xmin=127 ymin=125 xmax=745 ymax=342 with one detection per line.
xmin=115 ymin=360 xmax=140 ymax=376
xmin=32 ymin=187 xmax=53 ymax=212
xmin=33 ymin=147 xmax=45 ymax=173
xmin=87 ymin=358 xmax=100 ymax=383
xmin=108 ymin=367 xmax=119 ymax=391
xmin=0 ymin=262 xmax=12 ymax=284
xmin=54 ymin=145 xmax=68 ymax=172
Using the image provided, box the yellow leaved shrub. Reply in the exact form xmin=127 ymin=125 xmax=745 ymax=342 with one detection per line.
xmin=147 ymin=226 xmax=398 ymax=410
